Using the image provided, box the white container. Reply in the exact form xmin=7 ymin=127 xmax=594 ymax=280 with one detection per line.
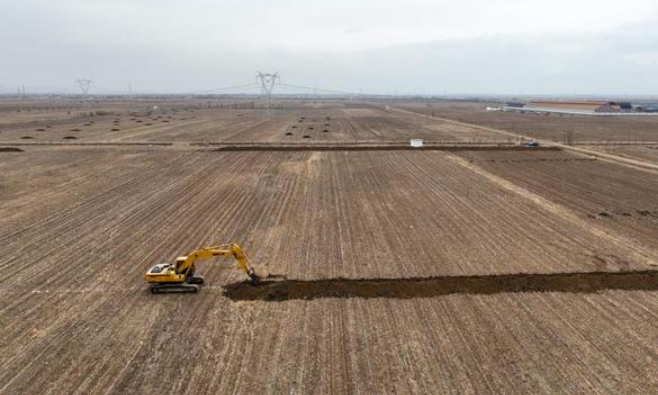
xmin=410 ymin=139 xmax=423 ymax=148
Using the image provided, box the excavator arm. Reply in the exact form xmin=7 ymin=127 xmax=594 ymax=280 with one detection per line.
xmin=174 ymin=243 xmax=258 ymax=282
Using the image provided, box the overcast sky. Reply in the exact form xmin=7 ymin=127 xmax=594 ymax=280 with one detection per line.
xmin=2 ymin=0 xmax=658 ymax=95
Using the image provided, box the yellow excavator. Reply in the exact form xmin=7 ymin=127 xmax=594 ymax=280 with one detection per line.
xmin=144 ymin=243 xmax=259 ymax=293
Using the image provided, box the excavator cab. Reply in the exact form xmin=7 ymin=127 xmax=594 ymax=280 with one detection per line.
xmin=148 ymin=263 xmax=171 ymax=274
xmin=145 ymin=260 xmax=203 ymax=293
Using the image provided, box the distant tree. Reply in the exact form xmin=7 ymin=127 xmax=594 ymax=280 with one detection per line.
xmin=565 ymin=130 xmax=574 ymax=146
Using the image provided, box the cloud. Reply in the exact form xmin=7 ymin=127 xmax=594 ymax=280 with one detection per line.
xmin=1 ymin=1 xmax=657 ymax=94
xmin=343 ymin=29 xmax=363 ymax=35
xmin=274 ymin=23 xmax=658 ymax=95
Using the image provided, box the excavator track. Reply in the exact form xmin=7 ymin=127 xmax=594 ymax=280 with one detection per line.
xmin=150 ymin=283 xmax=199 ymax=294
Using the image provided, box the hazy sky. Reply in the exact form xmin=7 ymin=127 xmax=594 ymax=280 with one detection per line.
xmin=2 ymin=0 xmax=658 ymax=95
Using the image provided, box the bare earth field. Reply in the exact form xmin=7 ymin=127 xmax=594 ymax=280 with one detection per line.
xmin=454 ymin=149 xmax=658 ymax=248
xmin=0 ymin=100 xmax=507 ymax=143
xmin=2 ymin=99 xmax=658 ymax=394
xmin=586 ymin=145 xmax=658 ymax=165
xmin=396 ymin=101 xmax=658 ymax=143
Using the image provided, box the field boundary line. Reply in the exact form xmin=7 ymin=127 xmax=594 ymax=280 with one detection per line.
xmin=562 ymin=145 xmax=658 ymax=174
xmin=448 ymin=154 xmax=658 ymax=268
xmin=392 ymin=106 xmax=658 ymax=174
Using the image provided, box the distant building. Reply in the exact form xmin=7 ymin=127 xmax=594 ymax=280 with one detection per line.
xmin=505 ymin=102 xmax=525 ymax=108
xmin=633 ymin=103 xmax=658 ymax=113
xmin=618 ymin=102 xmax=632 ymax=111
xmin=524 ymin=101 xmax=623 ymax=114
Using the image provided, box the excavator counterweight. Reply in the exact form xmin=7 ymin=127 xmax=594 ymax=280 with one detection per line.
xmin=145 ymin=243 xmax=259 ymax=293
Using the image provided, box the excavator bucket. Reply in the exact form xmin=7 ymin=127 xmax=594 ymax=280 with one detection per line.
xmin=247 ymin=268 xmax=261 ymax=285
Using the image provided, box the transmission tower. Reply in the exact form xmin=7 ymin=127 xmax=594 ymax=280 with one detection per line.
xmin=75 ymin=79 xmax=93 ymax=107
xmin=256 ymin=72 xmax=280 ymax=117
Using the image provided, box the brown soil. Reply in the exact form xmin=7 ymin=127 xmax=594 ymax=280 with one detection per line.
xmin=396 ymin=101 xmax=658 ymax=142
xmin=2 ymin=99 xmax=658 ymax=394
xmin=225 ymin=270 xmax=658 ymax=301
xmin=455 ymin=149 xmax=658 ymax=250
xmin=586 ymin=145 xmax=658 ymax=164
xmin=212 ymin=144 xmax=557 ymax=152
xmin=0 ymin=147 xmax=23 ymax=152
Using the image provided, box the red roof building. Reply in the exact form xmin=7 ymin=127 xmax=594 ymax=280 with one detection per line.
xmin=526 ymin=101 xmax=622 ymax=113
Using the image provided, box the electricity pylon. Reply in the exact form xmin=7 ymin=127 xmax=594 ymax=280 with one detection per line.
xmin=75 ymin=79 xmax=93 ymax=107
xmin=256 ymin=72 xmax=280 ymax=117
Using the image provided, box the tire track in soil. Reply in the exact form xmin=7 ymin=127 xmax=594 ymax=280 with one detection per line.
xmin=457 ymin=150 xmax=658 ymax=250
xmin=0 ymin=149 xmax=159 ymax=229
xmin=391 ymin=152 xmax=547 ymax=275
xmin=396 ymin=104 xmax=658 ymax=174
xmin=0 ymin=151 xmax=284 ymax=395
xmin=5 ymin=144 xmax=658 ymax=394
xmin=0 ymin=152 xmax=211 ymax=289
xmin=0 ymin=292 xmax=160 ymax=395
xmin=321 ymin=151 xmax=634 ymax=278
xmin=510 ymin=296 xmax=604 ymax=391
xmin=0 ymin=152 xmax=175 ymax=244
xmin=0 ymin=150 xmax=260 ymax=388
xmin=88 ymin=151 xmax=302 ymax=392
xmin=0 ymin=151 xmax=275 ymax=291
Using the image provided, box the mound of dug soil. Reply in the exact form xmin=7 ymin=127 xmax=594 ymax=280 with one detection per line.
xmin=223 ymin=270 xmax=658 ymax=301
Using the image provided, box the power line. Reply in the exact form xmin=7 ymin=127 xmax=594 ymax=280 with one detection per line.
xmin=187 ymin=83 xmax=260 ymax=94
xmin=92 ymin=85 xmax=131 ymax=95
xmin=279 ymin=83 xmax=358 ymax=96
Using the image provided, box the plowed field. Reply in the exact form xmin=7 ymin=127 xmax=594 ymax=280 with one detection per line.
xmin=0 ymin=101 xmax=507 ymax=143
xmin=396 ymin=101 xmax=658 ymax=143
xmin=2 ymin=100 xmax=658 ymax=394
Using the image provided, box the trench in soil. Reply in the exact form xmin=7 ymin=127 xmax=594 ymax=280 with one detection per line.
xmin=213 ymin=145 xmax=562 ymax=152
xmin=222 ymin=270 xmax=658 ymax=301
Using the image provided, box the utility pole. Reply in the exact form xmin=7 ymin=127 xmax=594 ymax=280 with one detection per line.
xmin=256 ymin=71 xmax=280 ymax=117
xmin=75 ymin=79 xmax=93 ymax=108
